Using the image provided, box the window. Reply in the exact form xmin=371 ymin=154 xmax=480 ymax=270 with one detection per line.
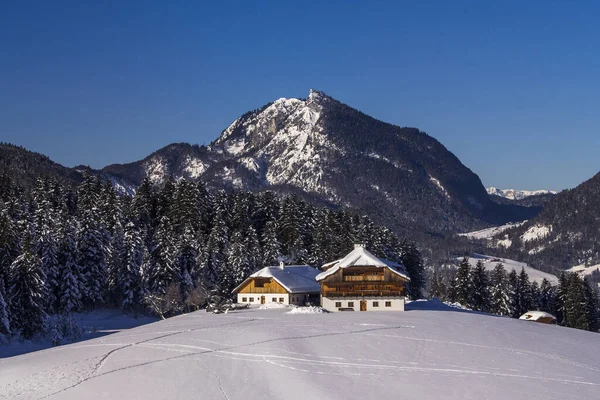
xmin=272 ymin=298 xmax=277 ymax=302
xmin=249 ymin=297 xmax=254 ymax=302
xmin=279 ymin=297 xmax=284 ymax=303
xmin=373 ymin=301 xmax=379 ymax=307
xmin=385 ymin=301 xmax=392 ymax=307
xmin=335 ymin=302 xmax=342 ymax=308
xmin=348 ymin=302 xmax=354 ymax=308
xmin=242 ymin=297 xmax=247 ymax=302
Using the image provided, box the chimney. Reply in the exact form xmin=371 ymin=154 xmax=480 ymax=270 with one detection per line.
xmin=279 ymin=261 xmax=285 ymax=270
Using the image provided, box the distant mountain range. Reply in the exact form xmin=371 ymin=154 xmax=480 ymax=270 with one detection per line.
xmin=485 ymin=172 xmax=600 ymax=271
xmin=486 ymin=187 xmax=557 ymax=200
xmin=0 ymin=90 xmax=549 ymax=242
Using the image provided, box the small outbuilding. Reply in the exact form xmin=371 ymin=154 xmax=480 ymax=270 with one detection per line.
xmin=233 ymin=263 xmax=321 ymax=306
xmin=519 ymin=311 xmax=557 ymax=324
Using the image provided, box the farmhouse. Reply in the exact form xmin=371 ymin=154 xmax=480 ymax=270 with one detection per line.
xmin=316 ymin=244 xmax=410 ymax=312
xmin=233 ymin=263 xmax=321 ymax=306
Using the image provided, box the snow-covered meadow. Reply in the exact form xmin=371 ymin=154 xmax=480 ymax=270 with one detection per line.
xmin=1 ymin=301 xmax=599 ymax=400
xmin=0 ymin=309 xmax=157 ymax=359
xmin=463 ymin=254 xmax=558 ymax=284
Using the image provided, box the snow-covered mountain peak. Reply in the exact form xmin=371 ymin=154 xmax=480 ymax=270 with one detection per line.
xmin=307 ymin=88 xmax=330 ymax=104
xmin=487 ymin=187 xmax=557 ymax=200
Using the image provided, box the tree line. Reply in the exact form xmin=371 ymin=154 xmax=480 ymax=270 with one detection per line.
xmin=430 ymin=258 xmax=600 ymax=332
xmin=0 ymin=174 xmax=425 ymax=343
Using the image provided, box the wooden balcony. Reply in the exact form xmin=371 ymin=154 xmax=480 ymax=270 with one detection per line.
xmin=343 ymin=275 xmax=384 ymax=282
xmin=322 ymin=291 xmax=403 ymax=298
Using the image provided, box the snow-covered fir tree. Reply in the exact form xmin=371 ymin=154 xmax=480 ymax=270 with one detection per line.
xmin=451 ymin=257 xmax=471 ymax=306
xmin=538 ymin=278 xmax=556 ymax=314
xmin=8 ymin=233 xmax=47 ymax=339
xmin=174 ymin=225 xmax=198 ymax=300
xmin=57 ymin=220 xmax=82 ymax=313
xmin=429 ymin=268 xmax=447 ymax=300
xmin=226 ymin=230 xmax=252 ymax=293
xmin=77 ymin=213 xmax=108 ymax=307
xmin=507 ymin=269 xmax=519 ymax=318
xmin=470 ymin=260 xmax=490 ymax=312
xmin=148 ymin=216 xmax=177 ymax=295
xmin=0 ymin=287 xmax=10 ymax=343
xmin=261 ymin=218 xmax=281 ymax=266
xmin=515 ymin=267 xmax=533 ymax=317
xmin=489 ymin=263 xmax=511 ymax=316
xmin=119 ymin=222 xmax=145 ymax=310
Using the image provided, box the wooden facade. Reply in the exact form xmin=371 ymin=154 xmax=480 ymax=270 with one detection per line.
xmin=320 ymin=266 xmax=407 ymax=298
xmin=237 ymin=278 xmax=288 ymax=294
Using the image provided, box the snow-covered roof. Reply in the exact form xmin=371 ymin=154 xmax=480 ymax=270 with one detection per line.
xmin=519 ymin=311 xmax=556 ymax=321
xmin=316 ymin=245 xmax=410 ymax=281
xmin=233 ymin=265 xmax=321 ymax=294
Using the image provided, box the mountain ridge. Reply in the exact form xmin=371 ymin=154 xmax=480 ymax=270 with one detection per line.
xmin=99 ymin=89 xmax=541 ymax=236
xmin=487 ymin=187 xmax=557 ymax=200
xmin=0 ymin=90 xmax=544 ymax=242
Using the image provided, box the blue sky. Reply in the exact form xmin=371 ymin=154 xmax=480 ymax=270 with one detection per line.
xmin=1 ymin=1 xmax=599 ymax=191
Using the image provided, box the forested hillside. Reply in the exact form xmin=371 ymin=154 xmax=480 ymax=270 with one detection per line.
xmin=488 ymin=171 xmax=600 ymax=272
xmin=0 ymin=173 xmax=424 ymax=343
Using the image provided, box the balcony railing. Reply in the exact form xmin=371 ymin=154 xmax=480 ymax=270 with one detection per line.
xmin=343 ymin=275 xmax=384 ymax=282
xmin=323 ymin=291 xmax=403 ymax=298
xmin=244 ymin=287 xmax=283 ymax=294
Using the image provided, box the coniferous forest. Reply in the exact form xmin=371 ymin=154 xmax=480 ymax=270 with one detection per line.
xmin=429 ymin=258 xmax=600 ymax=332
xmin=0 ymin=173 xmax=425 ymax=343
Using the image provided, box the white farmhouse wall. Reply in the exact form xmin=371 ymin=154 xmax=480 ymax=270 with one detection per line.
xmin=238 ymin=293 xmax=289 ymax=305
xmin=321 ymin=296 xmax=405 ymax=312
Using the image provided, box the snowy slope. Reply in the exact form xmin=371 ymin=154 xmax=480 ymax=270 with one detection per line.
xmin=0 ymin=309 xmax=157 ymax=359
xmin=567 ymin=264 xmax=600 ymax=277
xmin=487 ymin=187 xmax=557 ymax=200
xmin=1 ymin=303 xmax=599 ymax=400
xmin=459 ymin=221 xmax=526 ymax=240
xmin=463 ymin=254 xmax=558 ymax=284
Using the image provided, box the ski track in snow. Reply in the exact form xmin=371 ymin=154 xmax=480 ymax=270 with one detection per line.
xmin=1 ymin=308 xmax=599 ymax=400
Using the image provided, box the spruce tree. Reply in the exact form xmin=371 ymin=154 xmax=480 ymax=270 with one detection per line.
xmin=206 ymin=207 xmax=229 ymax=290
xmin=261 ymin=219 xmax=281 ymax=266
xmin=279 ymin=196 xmax=307 ymax=262
xmin=244 ymin=225 xmax=262 ymax=273
xmin=227 ymin=230 xmax=252 ymax=293
xmin=516 ymin=268 xmax=533 ymax=316
xmin=429 ymin=268 xmax=447 ymax=300
xmin=400 ymin=240 xmax=425 ymax=300
xmin=174 ymin=225 xmax=198 ymax=300
xmin=556 ymin=272 xmax=570 ymax=325
xmin=0 ymin=206 xmax=18 ymax=298
xmin=538 ymin=278 xmax=556 ymax=314
xmin=565 ymin=273 xmax=589 ymax=330
xmin=120 ymin=222 xmax=144 ymax=310
xmin=583 ymin=277 xmax=600 ymax=332
xmin=149 ymin=216 xmax=177 ymax=295
xmin=470 ymin=260 xmax=490 ymax=312
xmin=57 ymin=221 xmax=82 ymax=313
xmin=507 ymin=269 xmax=519 ymax=318
xmin=8 ymin=234 xmax=47 ymax=339
xmin=452 ymin=257 xmax=471 ymax=307
xmin=530 ymin=281 xmax=541 ymax=310
xmin=489 ymin=263 xmax=511 ymax=316
xmin=77 ymin=214 xmax=107 ymax=307
xmin=0 ymin=287 xmax=10 ymax=343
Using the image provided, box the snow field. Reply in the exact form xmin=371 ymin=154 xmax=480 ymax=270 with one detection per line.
xmin=466 ymin=254 xmax=558 ymax=284
xmin=1 ymin=302 xmax=598 ymax=400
